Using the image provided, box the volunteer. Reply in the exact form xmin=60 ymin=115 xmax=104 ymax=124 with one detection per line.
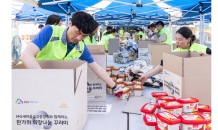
xmin=139 ymin=27 xmax=211 ymax=83
xmin=119 ymin=27 xmax=124 ymax=36
xmin=136 ymin=28 xmax=145 ymax=40
xmin=154 ymin=21 xmax=173 ymax=51
xmin=147 ymin=23 xmax=156 ymax=38
xmin=38 ymin=24 xmax=44 ymax=30
xmin=45 ymin=14 xmax=62 ymax=26
xmin=20 ymin=11 xmax=123 ymax=97
xmin=100 ymin=29 xmax=116 ymax=52
xmin=102 ymin=26 xmax=112 ymax=36
xmin=83 ymin=34 xmax=97 ymax=45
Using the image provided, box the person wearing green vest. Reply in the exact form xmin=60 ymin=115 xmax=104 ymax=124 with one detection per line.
xmin=119 ymin=27 xmax=124 ymax=36
xmin=136 ymin=28 xmax=145 ymax=40
xmin=102 ymin=26 xmax=112 ymax=36
xmin=100 ymin=29 xmax=116 ymax=52
xmin=154 ymin=21 xmax=173 ymax=51
xmin=20 ymin=11 xmax=124 ymax=97
xmin=83 ymin=34 xmax=97 ymax=45
xmin=138 ymin=27 xmax=211 ymax=83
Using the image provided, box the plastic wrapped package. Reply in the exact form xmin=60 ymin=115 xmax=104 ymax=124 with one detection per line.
xmin=116 ymin=57 xmax=130 ymax=64
xmin=113 ymin=52 xmax=119 ymax=62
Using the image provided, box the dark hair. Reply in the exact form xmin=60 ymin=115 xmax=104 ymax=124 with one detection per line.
xmin=147 ymin=25 xmax=150 ymax=29
xmin=106 ymin=26 xmax=112 ymax=30
xmin=133 ymin=28 xmax=137 ymax=31
xmin=38 ymin=24 xmax=44 ymax=29
xmin=155 ymin=21 xmax=164 ymax=27
xmin=150 ymin=23 xmax=156 ymax=28
xmin=106 ymin=28 xmax=116 ymax=35
xmin=45 ymin=15 xmax=62 ymax=25
xmin=176 ymin=27 xmax=196 ymax=45
xmin=71 ymin=11 xmax=99 ymax=34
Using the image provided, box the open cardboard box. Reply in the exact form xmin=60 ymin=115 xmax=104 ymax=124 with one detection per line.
xmin=12 ymin=60 xmax=88 ymax=130
xmin=148 ymin=43 xmax=171 ymax=68
xmin=87 ymin=45 xmax=107 ymax=102
xmin=138 ymin=40 xmax=157 ymax=62
xmin=163 ymin=52 xmax=211 ymax=106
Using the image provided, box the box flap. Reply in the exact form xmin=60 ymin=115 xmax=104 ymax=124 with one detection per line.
xmin=148 ymin=43 xmax=171 ymax=55
xmin=86 ymin=45 xmax=105 ymax=53
xmin=163 ymin=52 xmax=184 ymax=77
xmin=74 ymin=62 xmax=87 ymax=95
xmin=138 ymin=40 xmax=156 ymax=48
xmin=184 ymin=52 xmax=211 ymax=77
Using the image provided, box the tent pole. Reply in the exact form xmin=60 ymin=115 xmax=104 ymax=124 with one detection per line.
xmin=199 ymin=2 xmax=203 ymax=44
xmin=168 ymin=14 xmax=172 ymax=35
xmin=16 ymin=14 xmax=19 ymax=37
xmin=202 ymin=14 xmax=205 ymax=45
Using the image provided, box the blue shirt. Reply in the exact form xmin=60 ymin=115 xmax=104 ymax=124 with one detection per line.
xmin=31 ymin=25 xmax=94 ymax=63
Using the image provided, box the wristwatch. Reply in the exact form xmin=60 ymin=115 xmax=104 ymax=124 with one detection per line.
xmin=112 ymin=84 xmax=117 ymax=90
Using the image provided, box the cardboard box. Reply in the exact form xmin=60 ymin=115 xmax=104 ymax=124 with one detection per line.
xmin=87 ymin=45 xmax=107 ymax=102
xmin=138 ymin=40 xmax=157 ymax=63
xmin=12 ymin=61 xmax=88 ymax=130
xmin=148 ymin=43 xmax=171 ymax=68
xmin=163 ymin=52 xmax=211 ymax=106
xmin=108 ymin=38 xmax=120 ymax=55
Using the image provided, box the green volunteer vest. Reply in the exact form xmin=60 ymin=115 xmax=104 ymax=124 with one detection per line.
xmin=119 ymin=30 xmax=124 ymax=35
xmin=137 ymin=31 xmax=145 ymax=40
xmin=83 ymin=35 xmax=97 ymax=45
xmin=173 ymin=43 xmax=208 ymax=53
xmin=159 ymin=27 xmax=173 ymax=51
xmin=100 ymin=33 xmax=115 ymax=51
xmin=36 ymin=25 xmax=84 ymax=60
xmin=103 ymin=30 xmax=107 ymax=35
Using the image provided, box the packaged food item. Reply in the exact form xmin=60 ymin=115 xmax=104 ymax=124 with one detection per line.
xmin=133 ymin=80 xmax=143 ymax=86
xmin=106 ymin=84 xmax=113 ymax=95
xmin=177 ymin=97 xmax=199 ymax=113
xmin=198 ymin=104 xmax=211 ymax=114
xmin=201 ymin=113 xmax=211 ymax=130
xmin=155 ymin=100 xmax=167 ymax=114
xmin=160 ymin=101 xmax=183 ymax=117
xmin=155 ymin=125 xmax=161 ymax=130
xmin=124 ymin=81 xmax=134 ymax=91
xmin=106 ymin=68 xmax=112 ymax=76
xmin=111 ymin=67 xmax=120 ymax=75
xmin=133 ymin=85 xmax=143 ymax=97
xmin=156 ymin=111 xmax=181 ymax=130
xmin=143 ymin=114 xmax=157 ymax=130
xmin=119 ymin=87 xmax=131 ymax=100
xmin=179 ymin=114 xmax=207 ymax=130
xmin=116 ymin=78 xmax=124 ymax=84
xmin=158 ymin=96 xmax=176 ymax=102
xmin=151 ymin=92 xmax=168 ymax=103
xmin=110 ymin=75 xmax=118 ymax=80
xmin=141 ymin=103 xmax=156 ymax=119
xmin=183 ymin=111 xmax=200 ymax=115
xmin=118 ymin=74 xmax=125 ymax=79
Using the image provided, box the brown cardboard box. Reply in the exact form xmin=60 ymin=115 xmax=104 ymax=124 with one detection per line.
xmin=138 ymin=40 xmax=157 ymax=63
xmin=108 ymin=38 xmax=120 ymax=55
xmin=163 ymin=52 xmax=211 ymax=106
xmin=12 ymin=61 xmax=88 ymax=130
xmin=87 ymin=45 xmax=107 ymax=102
xmin=148 ymin=43 xmax=171 ymax=68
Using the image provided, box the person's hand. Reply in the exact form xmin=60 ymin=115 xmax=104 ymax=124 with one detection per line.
xmin=139 ymin=75 xmax=148 ymax=83
xmin=199 ymin=51 xmax=205 ymax=56
xmin=114 ymin=85 xmax=124 ymax=98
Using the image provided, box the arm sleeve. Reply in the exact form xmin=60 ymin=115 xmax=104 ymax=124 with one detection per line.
xmin=31 ymin=25 xmax=53 ymax=51
xmin=206 ymin=48 xmax=211 ymax=54
xmin=159 ymin=33 xmax=167 ymax=42
xmin=79 ymin=44 xmax=95 ymax=63
xmin=160 ymin=60 xmax=163 ymax=66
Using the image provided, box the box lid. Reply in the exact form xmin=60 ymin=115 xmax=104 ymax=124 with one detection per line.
xmin=158 ymin=96 xmax=176 ymax=102
xmin=177 ymin=97 xmax=199 ymax=104
xmin=156 ymin=100 xmax=167 ymax=109
xmin=151 ymin=92 xmax=168 ymax=97
xmin=160 ymin=101 xmax=183 ymax=109
xmin=112 ymin=67 xmax=120 ymax=71
xmin=143 ymin=114 xmax=157 ymax=126
xmin=122 ymin=87 xmax=132 ymax=94
xmin=116 ymin=78 xmax=124 ymax=84
xmin=106 ymin=68 xmax=111 ymax=72
xmin=198 ymin=104 xmax=211 ymax=112
xmin=140 ymin=103 xmax=156 ymax=114
xmin=133 ymin=85 xmax=143 ymax=91
xmin=156 ymin=111 xmax=181 ymax=125
xmin=179 ymin=114 xmax=207 ymax=125
xmin=201 ymin=113 xmax=211 ymax=124
xmin=133 ymin=81 xmax=143 ymax=86
xmin=107 ymin=66 xmax=114 ymax=68
xmin=124 ymin=81 xmax=134 ymax=86
xmin=118 ymin=74 xmax=125 ymax=78
xmin=117 ymin=84 xmax=126 ymax=89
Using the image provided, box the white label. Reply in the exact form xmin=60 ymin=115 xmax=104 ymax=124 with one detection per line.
xmin=134 ymin=85 xmax=142 ymax=88
xmin=153 ymin=92 xmax=167 ymax=96
xmin=160 ymin=96 xmax=174 ymax=99
xmin=201 ymin=113 xmax=211 ymax=120
xmin=134 ymin=81 xmax=142 ymax=84
xmin=179 ymin=98 xmax=192 ymax=100
xmin=159 ymin=112 xmax=177 ymax=120
xmin=146 ymin=114 xmax=157 ymax=122
xmin=125 ymin=81 xmax=132 ymax=84
xmin=117 ymin=79 xmax=124 ymax=82
xmin=144 ymin=104 xmax=155 ymax=110
xmin=163 ymin=102 xmax=180 ymax=106
xmin=163 ymin=69 xmax=182 ymax=99
xmin=138 ymin=48 xmax=149 ymax=60
xmin=157 ymin=118 xmax=168 ymax=129
xmin=184 ymin=103 xmax=198 ymax=111
xmin=158 ymin=100 xmax=167 ymax=105
xmin=182 ymin=115 xmax=203 ymax=120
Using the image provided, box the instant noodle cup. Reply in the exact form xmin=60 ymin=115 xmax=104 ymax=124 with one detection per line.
xmin=183 ymin=111 xmax=200 ymax=115
xmin=155 ymin=100 xmax=167 ymax=114
xmin=111 ymin=67 xmax=120 ymax=75
xmin=106 ymin=68 xmax=112 ymax=76
xmin=201 ymin=113 xmax=211 ymax=130
xmin=110 ymin=75 xmax=118 ymax=80
xmin=133 ymin=80 xmax=144 ymax=86
xmin=160 ymin=101 xmax=183 ymax=117
xmin=179 ymin=114 xmax=207 ymax=130
xmin=151 ymin=92 xmax=168 ymax=103
xmin=155 ymin=125 xmax=161 ymax=130
xmin=116 ymin=78 xmax=124 ymax=85
xmin=119 ymin=87 xmax=131 ymax=100
xmin=124 ymin=81 xmax=134 ymax=91
xmin=198 ymin=104 xmax=211 ymax=114
xmin=143 ymin=114 xmax=157 ymax=130
xmin=158 ymin=96 xmax=176 ymax=102
xmin=141 ymin=103 xmax=156 ymax=120
xmin=106 ymin=65 xmax=114 ymax=68
xmin=133 ymin=85 xmax=143 ymax=97
xmin=106 ymin=84 xmax=113 ymax=95
xmin=156 ymin=111 xmax=181 ymax=130
xmin=177 ymin=97 xmax=199 ymax=113
xmin=125 ymin=74 xmax=129 ymax=81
